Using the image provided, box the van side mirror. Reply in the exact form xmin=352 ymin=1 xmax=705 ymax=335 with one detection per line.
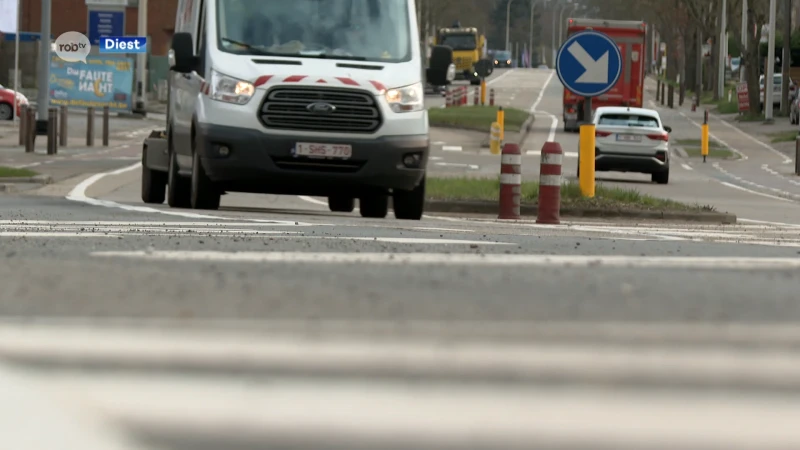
xmin=664 ymin=125 xmax=672 ymax=133
xmin=170 ymin=32 xmax=196 ymax=73
xmin=427 ymin=45 xmax=453 ymax=86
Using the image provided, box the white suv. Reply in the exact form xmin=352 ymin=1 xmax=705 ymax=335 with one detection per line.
xmin=578 ymin=106 xmax=672 ymax=184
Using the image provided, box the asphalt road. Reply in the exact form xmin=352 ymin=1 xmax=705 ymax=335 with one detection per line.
xmin=428 ymin=69 xmax=800 ymax=224
xmin=3 ymin=68 xmax=800 ymax=449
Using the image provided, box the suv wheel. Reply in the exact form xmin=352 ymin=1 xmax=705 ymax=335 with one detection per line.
xmin=359 ymin=193 xmax=388 ymax=218
xmin=329 ymin=196 xmax=355 ymax=213
xmin=190 ymin=150 xmax=221 ymax=210
xmin=652 ymin=169 xmax=669 ymax=185
xmin=393 ymin=177 xmax=426 ymax=220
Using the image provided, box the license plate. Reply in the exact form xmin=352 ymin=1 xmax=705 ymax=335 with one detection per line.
xmin=294 ymin=142 xmax=352 ymax=159
xmin=616 ymin=134 xmax=642 ymax=142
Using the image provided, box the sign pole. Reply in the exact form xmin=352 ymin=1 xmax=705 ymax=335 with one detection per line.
xmin=35 ymin=0 xmax=52 ymax=135
xmin=12 ymin=0 xmax=20 ymax=125
xmin=134 ymin=0 xmax=147 ymax=115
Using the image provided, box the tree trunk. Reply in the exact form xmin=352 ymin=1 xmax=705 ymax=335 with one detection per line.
xmin=781 ymin=0 xmax=792 ymax=115
xmin=746 ymin=8 xmax=764 ymax=113
xmin=696 ymin=26 xmax=704 ymax=106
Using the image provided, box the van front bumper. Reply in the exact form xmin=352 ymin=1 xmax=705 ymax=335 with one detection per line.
xmin=195 ymin=123 xmax=428 ymax=196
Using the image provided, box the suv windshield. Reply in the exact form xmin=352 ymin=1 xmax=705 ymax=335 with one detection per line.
xmin=495 ymin=51 xmax=511 ymax=60
xmin=217 ymin=0 xmax=411 ymax=62
xmin=439 ymin=33 xmax=477 ymax=50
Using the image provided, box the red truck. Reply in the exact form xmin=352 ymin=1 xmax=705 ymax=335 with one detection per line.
xmin=562 ymin=18 xmax=647 ymax=132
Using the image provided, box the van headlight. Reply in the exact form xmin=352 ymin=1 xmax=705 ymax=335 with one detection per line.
xmin=209 ymin=70 xmax=254 ymax=104
xmin=385 ymin=82 xmax=423 ymax=113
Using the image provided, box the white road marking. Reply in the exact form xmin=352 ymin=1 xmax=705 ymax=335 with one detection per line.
xmin=429 ymin=156 xmax=444 ymax=161
xmin=714 ymin=162 xmax=800 ymax=200
xmin=413 ymin=227 xmax=475 ymax=232
xmin=486 ymin=69 xmax=514 ymax=85
xmin=434 ymin=162 xmax=479 ymax=170
xmin=718 ymin=118 xmax=793 ymax=164
xmin=528 ymin=71 xmax=558 ymax=142
xmin=681 ymin=163 xmax=693 ymax=171
xmin=297 ymin=195 xmax=329 ymax=207
xmin=526 ymin=150 xmax=578 ymax=158
xmin=762 ymin=164 xmax=800 ymax=186
xmin=91 ymin=251 xmax=800 ymax=269
xmin=721 ymin=182 xmax=790 ymax=202
xmin=442 ymin=146 xmax=462 ymax=151
xmin=431 ymin=141 xmax=446 ymax=145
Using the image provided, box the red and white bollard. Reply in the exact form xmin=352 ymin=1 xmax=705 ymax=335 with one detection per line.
xmin=473 ymin=87 xmax=479 ymax=105
xmin=445 ymin=88 xmax=453 ymax=107
xmin=489 ymin=88 xmax=495 ymax=106
xmin=537 ymin=142 xmax=563 ymax=224
xmin=460 ymin=86 xmax=468 ymax=105
xmin=498 ymin=143 xmax=522 ymax=220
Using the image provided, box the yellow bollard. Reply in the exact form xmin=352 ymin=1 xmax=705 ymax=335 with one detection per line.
xmin=579 ymin=124 xmax=596 ymax=198
xmin=480 ymin=79 xmax=487 ymax=105
xmin=701 ymin=123 xmax=709 ymax=163
xmin=489 ymin=122 xmax=501 ymax=155
xmin=497 ymin=106 xmax=505 ymax=141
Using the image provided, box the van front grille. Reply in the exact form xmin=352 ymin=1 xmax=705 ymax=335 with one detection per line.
xmin=259 ymin=86 xmax=381 ymax=133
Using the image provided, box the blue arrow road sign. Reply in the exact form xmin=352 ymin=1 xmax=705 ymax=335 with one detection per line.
xmin=556 ymin=30 xmax=622 ymax=98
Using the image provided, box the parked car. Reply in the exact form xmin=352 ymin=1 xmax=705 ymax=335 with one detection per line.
xmin=577 ymin=106 xmax=672 ymax=184
xmin=759 ymin=74 xmax=797 ymax=110
xmin=0 ymin=83 xmax=28 ymax=121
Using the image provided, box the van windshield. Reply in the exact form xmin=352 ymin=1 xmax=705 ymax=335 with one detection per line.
xmin=216 ymin=0 xmax=411 ymax=63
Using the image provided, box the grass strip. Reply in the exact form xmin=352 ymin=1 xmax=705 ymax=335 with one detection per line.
xmin=767 ymin=130 xmax=798 ymax=143
xmin=427 ymin=177 xmax=715 ymax=212
xmin=0 ymin=166 xmax=37 ymax=178
xmin=428 ymin=106 xmax=529 ymax=132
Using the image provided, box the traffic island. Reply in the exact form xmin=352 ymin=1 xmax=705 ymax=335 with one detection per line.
xmin=424 ymin=177 xmax=736 ymax=223
xmin=675 ymin=139 xmax=740 ymax=160
xmin=0 ymin=166 xmax=53 ymax=193
xmin=428 ymin=106 xmax=530 ymax=132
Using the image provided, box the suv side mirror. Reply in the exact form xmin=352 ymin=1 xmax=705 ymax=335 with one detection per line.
xmin=664 ymin=125 xmax=672 ymax=133
xmin=170 ymin=32 xmax=196 ymax=73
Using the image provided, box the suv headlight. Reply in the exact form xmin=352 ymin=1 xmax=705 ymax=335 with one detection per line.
xmin=209 ymin=70 xmax=254 ymax=104
xmin=385 ymin=82 xmax=423 ymax=113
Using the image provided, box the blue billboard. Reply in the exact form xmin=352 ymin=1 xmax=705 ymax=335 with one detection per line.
xmin=48 ymin=55 xmax=134 ymax=112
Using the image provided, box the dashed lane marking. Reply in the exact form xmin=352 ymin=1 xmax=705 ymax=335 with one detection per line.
xmin=442 ymin=146 xmax=462 ymax=152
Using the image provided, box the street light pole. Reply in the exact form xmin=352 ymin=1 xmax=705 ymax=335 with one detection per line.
xmin=135 ymin=0 xmax=148 ymax=115
xmin=529 ymin=0 xmax=542 ymax=68
xmin=506 ymin=0 xmax=516 ymax=51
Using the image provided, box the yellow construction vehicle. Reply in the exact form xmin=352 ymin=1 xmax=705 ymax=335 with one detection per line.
xmin=434 ymin=23 xmax=492 ymax=85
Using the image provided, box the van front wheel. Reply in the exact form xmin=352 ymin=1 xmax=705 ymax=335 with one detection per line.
xmin=190 ymin=150 xmax=221 ymax=210
xmin=393 ymin=177 xmax=425 ymax=220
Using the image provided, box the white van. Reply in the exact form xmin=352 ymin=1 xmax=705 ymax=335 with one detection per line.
xmin=142 ymin=0 xmax=453 ymax=220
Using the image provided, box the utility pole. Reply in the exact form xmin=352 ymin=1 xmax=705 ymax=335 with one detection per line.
xmin=506 ymin=0 xmax=515 ymax=51
xmin=135 ymin=0 xmax=148 ymax=115
xmin=740 ymin=0 xmax=747 ymax=83
xmin=765 ymin=0 xmax=776 ymax=121
xmin=717 ymin=0 xmax=727 ymax=99
xmin=35 ymin=0 xmax=52 ymax=134
xmin=529 ymin=0 xmax=541 ymax=68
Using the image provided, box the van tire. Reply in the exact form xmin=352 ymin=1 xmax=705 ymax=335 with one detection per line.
xmin=141 ymin=165 xmax=167 ymax=204
xmin=393 ymin=177 xmax=425 ymax=220
xmin=167 ymin=150 xmax=191 ymax=208
xmin=190 ymin=150 xmax=221 ymax=210
xmin=328 ymin=196 xmax=355 ymax=213
xmin=359 ymin=193 xmax=388 ymax=218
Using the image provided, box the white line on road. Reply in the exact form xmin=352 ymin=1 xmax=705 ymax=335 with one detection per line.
xmin=719 ymin=182 xmax=792 ymax=202
xmin=66 ymin=162 xmax=318 ymax=224
xmin=435 ymin=162 xmax=480 ymax=169
xmin=526 ymin=150 xmax=578 ymax=158
xmin=442 ymin=146 xmax=462 ymax=152
xmin=681 ymin=163 xmax=693 ymax=171
xmin=486 ymin=69 xmax=513 ymax=85
xmin=528 ymin=71 xmax=558 ymax=142
xmin=90 ymin=251 xmax=800 ymax=269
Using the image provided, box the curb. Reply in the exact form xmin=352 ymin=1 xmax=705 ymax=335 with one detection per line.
xmin=0 ymin=175 xmax=53 ymax=185
xmin=424 ymin=199 xmax=737 ymax=224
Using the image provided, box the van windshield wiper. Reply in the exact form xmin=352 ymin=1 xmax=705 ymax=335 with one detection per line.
xmin=220 ymin=38 xmax=284 ymax=56
xmin=298 ymin=53 xmax=368 ymax=61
